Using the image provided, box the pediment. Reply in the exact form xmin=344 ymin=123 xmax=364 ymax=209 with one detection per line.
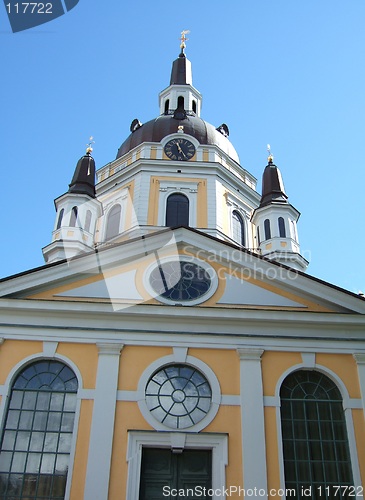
xmin=1 ymin=228 xmax=364 ymax=315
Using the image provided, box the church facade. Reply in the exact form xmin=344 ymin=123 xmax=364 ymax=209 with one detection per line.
xmin=0 ymin=38 xmax=364 ymax=500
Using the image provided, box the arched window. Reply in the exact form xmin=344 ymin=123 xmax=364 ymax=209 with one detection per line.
xmin=164 ymin=99 xmax=169 ymax=114
xmin=257 ymin=227 xmax=261 ymax=246
xmin=177 ymin=96 xmax=184 ymax=109
xmin=105 ymin=204 xmax=121 ymax=240
xmin=278 ymin=217 xmax=286 ymax=237
xmin=56 ymin=209 xmax=64 ymax=230
xmin=84 ymin=210 xmax=92 ymax=233
xmin=0 ymin=360 xmax=78 ymax=499
xmin=69 ymin=206 xmax=78 ymax=227
xmin=232 ymin=211 xmax=245 ymax=246
xmin=264 ymin=219 xmax=271 ymax=240
xmin=192 ymin=100 xmax=197 ymax=114
xmin=165 ymin=193 xmax=189 ymax=227
xmin=280 ymin=370 xmax=353 ymax=493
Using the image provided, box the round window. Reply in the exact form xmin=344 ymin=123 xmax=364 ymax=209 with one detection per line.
xmin=148 ymin=260 xmax=213 ymax=303
xmin=145 ymin=364 xmax=212 ymax=429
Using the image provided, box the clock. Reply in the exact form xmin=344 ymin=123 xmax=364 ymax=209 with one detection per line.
xmin=149 ymin=261 xmax=211 ymax=302
xmin=164 ymin=138 xmax=196 ymax=161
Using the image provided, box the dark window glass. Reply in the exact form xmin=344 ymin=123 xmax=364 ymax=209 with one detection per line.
xmin=278 ymin=217 xmax=286 ymax=237
xmin=192 ymin=100 xmax=197 ymax=113
xmin=69 ymin=207 xmax=78 ymax=227
xmin=257 ymin=227 xmax=261 ymax=245
xmin=84 ymin=210 xmax=92 ymax=233
xmin=56 ymin=209 xmax=64 ymax=230
xmin=177 ymin=96 xmax=184 ymax=109
xmin=280 ymin=371 xmax=353 ymax=497
xmin=164 ymin=99 xmax=169 ymax=114
xmin=232 ymin=211 xmax=245 ymax=246
xmin=0 ymin=361 xmax=78 ymax=499
xmin=264 ymin=219 xmax=271 ymax=240
xmin=105 ymin=204 xmax=121 ymax=240
xmin=166 ymin=194 xmax=189 ymax=227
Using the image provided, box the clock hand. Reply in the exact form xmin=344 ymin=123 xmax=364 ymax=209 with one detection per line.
xmin=176 ymin=143 xmax=188 ymax=159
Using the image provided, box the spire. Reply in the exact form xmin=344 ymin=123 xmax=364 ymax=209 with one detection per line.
xmin=170 ymin=30 xmax=192 ymax=85
xmin=68 ymin=140 xmax=96 ymax=198
xmin=259 ymin=148 xmax=288 ymax=207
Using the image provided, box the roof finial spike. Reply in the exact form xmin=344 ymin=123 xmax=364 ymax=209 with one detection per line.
xmin=267 ymin=143 xmax=274 ymax=164
xmin=86 ymin=136 xmax=95 ymax=155
xmin=180 ymin=30 xmax=190 ymax=55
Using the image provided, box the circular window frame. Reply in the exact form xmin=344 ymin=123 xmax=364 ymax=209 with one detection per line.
xmin=137 ymin=354 xmax=221 ymax=432
xmin=144 ymin=257 xmax=218 ymax=306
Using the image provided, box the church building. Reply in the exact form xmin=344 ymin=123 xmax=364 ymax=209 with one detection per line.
xmin=0 ymin=35 xmax=364 ymax=499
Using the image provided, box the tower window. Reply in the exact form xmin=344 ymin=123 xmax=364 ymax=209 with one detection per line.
xmin=257 ymin=227 xmax=261 ymax=245
xmin=0 ymin=360 xmax=78 ymax=499
xmin=105 ymin=204 xmax=121 ymax=240
xmin=166 ymin=193 xmax=189 ymax=227
xmin=164 ymin=99 xmax=169 ymax=114
xmin=280 ymin=370 xmax=353 ymax=494
xmin=232 ymin=211 xmax=245 ymax=246
xmin=84 ymin=210 xmax=92 ymax=233
xmin=69 ymin=206 xmax=78 ymax=227
xmin=56 ymin=208 xmax=64 ymax=230
xmin=177 ymin=96 xmax=184 ymax=109
xmin=192 ymin=100 xmax=197 ymax=113
xmin=264 ymin=219 xmax=271 ymax=240
xmin=278 ymin=217 xmax=286 ymax=237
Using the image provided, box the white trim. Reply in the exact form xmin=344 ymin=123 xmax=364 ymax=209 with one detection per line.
xmin=137 ymin=352 xmax=221 ymax=432
xmin=84 ymin=343 xmax=124 ymax=500
xmin=274 ymin=363 xmax=363 ymax=495
xmin=237 ymin=348 xmax=267 ymax=497
xmin=0 ymin=352 xmax=83 ymax=500
xmin=126 ymin=431 xmax=228 ymax=500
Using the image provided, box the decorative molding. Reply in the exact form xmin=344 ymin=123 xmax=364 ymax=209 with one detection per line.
xmin=126 ymin=431 xmax=228 ymax=500
xmin=301 ymin=352 xmax=315 ymax=367
xmin=173 ymin=347 xmax=188 ymax=362
xmin=96 ymin=343 xmax=124 ymax=356
xmin=237 ymin=348 xmax=264 ymax=361
xmin=43 ymin=341 xmax=58 ymax=357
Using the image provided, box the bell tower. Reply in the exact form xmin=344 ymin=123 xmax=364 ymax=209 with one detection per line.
xmin=251 ymin=151 xmax=308 ymax=271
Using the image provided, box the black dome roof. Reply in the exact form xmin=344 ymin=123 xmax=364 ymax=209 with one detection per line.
xmin=116 ymin=114 xmax=239 ymax=163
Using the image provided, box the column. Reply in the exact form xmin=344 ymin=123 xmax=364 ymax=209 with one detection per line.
xmin=237 ymin=348 xmax=267 ymax=498
xmin=84 ymin=343 xmax=124 ymax=500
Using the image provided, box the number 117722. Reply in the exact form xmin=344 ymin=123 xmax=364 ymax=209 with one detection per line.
xmin=6 ymin=3 xmax=53 ymax=14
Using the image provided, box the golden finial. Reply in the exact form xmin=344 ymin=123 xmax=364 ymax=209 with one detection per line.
xmin=267 ymin=144 xmax=274 ymax=164
xmin=86 ymin=136 xmax=95 ymax=155
xmin=177 ymin=125 xmax=184 ymax=133
xmin=180 ymin=30 xmax=190 ymax=51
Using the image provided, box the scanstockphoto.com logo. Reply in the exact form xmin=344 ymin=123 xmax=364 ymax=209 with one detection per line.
xmin=3 ymin=0 xmax=79 ymax=32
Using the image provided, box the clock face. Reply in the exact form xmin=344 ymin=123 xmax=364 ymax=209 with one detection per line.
xmin=164 ymin=138 xmax=196 ymax=161
xmin=149 ymin=261 xmax=212 ymax=302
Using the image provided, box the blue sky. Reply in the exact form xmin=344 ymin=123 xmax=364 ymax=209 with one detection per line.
xmin=1 ymin=1 xmax=365 ymax=294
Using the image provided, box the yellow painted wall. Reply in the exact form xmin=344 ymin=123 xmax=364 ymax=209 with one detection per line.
xmin=0 ymin=340 xmax=43 ymax=383
xmin=316 ymin=353 xmax=361 ymax=398
xmin=261 ymin=351 xmax=302 ymax=396
xmin=265 ymin=407 xmax=281 ymax=499
xmin=70 ymin=400 xmax=93 ymax=500
xmin=57 ymin=343 xmax=98 ymax=389
xmin=188 ymin=348 xmax=240 ymax=395
xmin=118 ymin=346 xmax=172 ymax=390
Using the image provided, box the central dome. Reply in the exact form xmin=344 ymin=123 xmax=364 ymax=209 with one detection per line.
xmin=116 ymin=114 xmax=240 ymax=163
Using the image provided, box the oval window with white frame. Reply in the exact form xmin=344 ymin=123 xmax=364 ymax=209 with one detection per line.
xmin=144 ymin=257 xmax=218 ymax=306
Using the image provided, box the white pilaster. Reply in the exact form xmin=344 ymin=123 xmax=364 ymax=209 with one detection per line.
xmin=84 ymin=343 xmax=124 ymax=500
xmin=353 ymin=353 xmax=365 ymax=417
xmin=237 ymin=348 xmax=267 ymax=498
